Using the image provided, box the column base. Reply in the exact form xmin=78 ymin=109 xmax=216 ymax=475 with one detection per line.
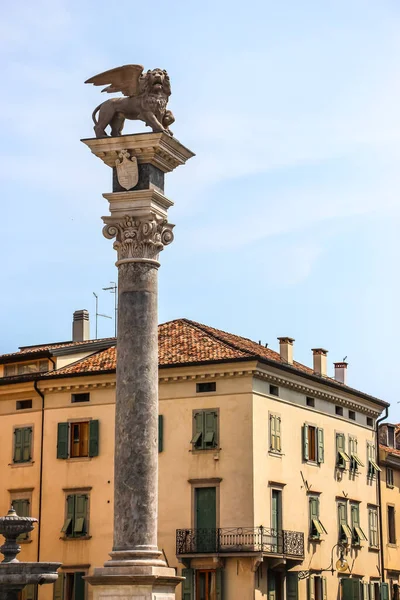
xmin=86 ymin=565 xmax=183 ymax=600
xmin=105 ymin=548 xmax=167 ymax=568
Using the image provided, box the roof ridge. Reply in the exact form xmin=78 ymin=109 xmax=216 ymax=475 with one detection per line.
xmin=181 ymin=318 xmax=256 ymax=358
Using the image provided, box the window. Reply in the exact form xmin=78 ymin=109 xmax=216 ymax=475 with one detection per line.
xmin=181 ymin=568 xmax=222 ymax=600
xmin=388 ymin=426 xmax=395 ymax=448
xmin=350 ymin=503 xmax=367 ymax=546
xmin=57 ymin=421 xmax=99 ymax=459
xmin=388 ymin=506 xmax=396 ymax=544
xmin=308 ymin=575 xmax=327 ymax=600
xmin=269 ymin=413 xmax=282 ymax=453
xmin=349 ymin=436 xmax=364 ymax=472
xmin=387 ymin=467 xmax=394 ymax=488
xmin=367 ymin=417 xmax=373 ymax=428
xmin=191 ymin=410 xmax=218 ymax=450
xmin=338 ymin=501 xmax=352 ymax=543
xmin=303 ymin=424 xmax=324 ymax=463
xmin=336 ymin=433 xmax=350 ymax=469
xmin=12 ymin=499 xmax=30 ymax=540
xmin=16 ymin=400 xmax=32 ymax=410
xmin=269 ymin=385 xmax=279 ymax=397
xmin=309 ymin=496 xmax=327 ymax=539
xmin=306 ymin=397 xmax=315 ymax=407
xmin=342 ymin=579 xmax=362 ymax=600
xmin=71 ymin=393 xmax=90 ymax=403
xmin=336 ymin=406 xmax=344 ymax=416
xmin=368 ymin=506 xmax=379 ymax=548
xmin=13 ymin=427 xmax=32 ymax=463
xmin=20 ymin=584 xmax=37 ymax=600
xmin=4 ymin=360 xmax=48 ymax=377
xmin=53 ymin=572 xmax=86 ymax=600
xmin=349 ymin=410 xmax=356 ymax=421
xmin=367 ymin=442 xmax=381 ymax=478
xmin=61 ymin=494 xmax=89 ymax=539
xmin=196 ymin=382 xmax=216 ymax=393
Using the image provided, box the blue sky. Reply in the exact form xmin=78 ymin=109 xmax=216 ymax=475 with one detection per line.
xmin=1 ymin=0 xmax=400 ymax=418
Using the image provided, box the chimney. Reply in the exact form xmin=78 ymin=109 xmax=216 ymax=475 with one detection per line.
xmin=278 ymin=337 xmax=295 ymax=364
xmin=72 ymin=310 xmax=90 ymax=342
xmin=334 ymin=362 xmax=348 ymax=385
xmin=312 ymin=348 xmax=328 ymax=377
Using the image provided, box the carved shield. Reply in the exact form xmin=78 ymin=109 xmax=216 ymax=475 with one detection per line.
xmin=115 ymin=150 xmax=139 ymax=190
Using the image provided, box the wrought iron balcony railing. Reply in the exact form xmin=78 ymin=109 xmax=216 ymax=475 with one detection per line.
xmin=176 ymin=527 xmax=304 ymax=558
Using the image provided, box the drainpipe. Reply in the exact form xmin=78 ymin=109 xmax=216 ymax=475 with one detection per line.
xmin=34 ymin=379 xmax=45 ymax=563
xmin=376 ymin=406 xmax=388 ymax=583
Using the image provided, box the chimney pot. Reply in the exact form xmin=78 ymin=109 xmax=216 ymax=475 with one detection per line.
xmin=73 ymin=310 xmax=90 ymax=342
xmin=334 ymin=362 xmax=348 ymax=385
xmin=278 ymin=337 xmax=295 ymax=364
xmin=312 ymin=348 xmax=328 ymax=377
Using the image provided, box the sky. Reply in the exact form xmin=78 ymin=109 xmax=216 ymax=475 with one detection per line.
xmin=1 ymin=0 xmax=400 ymax=419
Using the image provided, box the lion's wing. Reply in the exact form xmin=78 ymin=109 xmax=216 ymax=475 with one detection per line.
xmin=85 ymin=64 xmax=144 ymax=97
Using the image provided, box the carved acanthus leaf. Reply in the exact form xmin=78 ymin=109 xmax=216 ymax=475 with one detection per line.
xmin=102 ymin=215 xmax=174 ymax=264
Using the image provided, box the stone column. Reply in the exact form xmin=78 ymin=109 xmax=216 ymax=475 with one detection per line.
xmin=82 ymin=133 xmax=194 ymax=599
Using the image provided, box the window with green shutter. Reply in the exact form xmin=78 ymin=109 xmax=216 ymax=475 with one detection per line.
xmin=368 ymin=507 xmax=379 ymax=548
xmin=269 ymin=414 xmax=282 ymax=453
xmin=12 ymin=498 xmax=30 ymax=541
xmin=88 ymin=420 xmax=99 ymax=457
xmin=336 ymin=433 xmax=350 ymax=469
xmin=13 ymin=427 xmax=32 ymax=463
xmin=182 ymin=568 xmax=194 ymax=600
xmin=158 ymin=415 xmax=163 ymax=453
xmin=349 ymin=436 xmax=364 ymax=472
xmin=309 ymin=496 xmax=327 ymax=539
xmin=61 ymin=494 xmax=88 ymax=538
xmin=287 ymin=573 xmax=299 ymax=600
xmin=303 ymin=425 xmax=324 ymax=463
xmin=386 ymin=467 xmax=394 ymax=488
xmin=342 ymin=579 xmax=362 ymax=600
xmin=57 ymin=423 xmax=69 ymax=459
xmin=350 ymin=503 xmax=367 ymax=546
xmin=191 ymin=410 xmax=218 ymax=450
xmin=57 ymin=421 xmax=99 ymax=459
xmin=308 ymin=575 xmax=327 ymax=600
xmin=338 ymin=501 xmax=352 ymax=543
xmin=367 ymin=442 xmax=381 ymax=478
xmin=53 ymin=572 xmax=64 ymax=600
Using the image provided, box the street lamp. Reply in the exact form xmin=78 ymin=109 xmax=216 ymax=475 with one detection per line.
xmin=298 ymin=543 xmax=349 ymax=579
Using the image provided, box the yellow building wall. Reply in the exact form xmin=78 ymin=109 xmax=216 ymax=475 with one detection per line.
xmin=380 ymin=462 xmax=400 ymax=578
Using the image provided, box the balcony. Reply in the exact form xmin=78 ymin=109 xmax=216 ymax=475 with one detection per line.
xmin=176 ymin=527 xmax=304 ymax=559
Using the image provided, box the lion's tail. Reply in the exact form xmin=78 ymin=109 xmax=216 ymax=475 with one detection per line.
xmin=92 ymin=103 xmax=103 ymax=125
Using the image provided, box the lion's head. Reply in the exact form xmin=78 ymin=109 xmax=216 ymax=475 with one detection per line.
xmin=143 ymin=68 xmax=171 ymax=97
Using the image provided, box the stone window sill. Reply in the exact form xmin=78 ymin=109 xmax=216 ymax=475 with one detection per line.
xmin=19 ymin=539 xmax=33 ymax=545
xmin=269 ymin=451 xmax=283 ymax=458
xmin=60 ymin=535 xmax=92 ymax=541
xmin=9 ymin=461 xmax=35 ymax=468
xmin=368 ymin=546 xmax=380 ymax=552
xmin=305 ymin=461 xmax=320 ymax=467
xmin=387 ymin=543 xmax=397 ymax=548
xmin=309 ymin=537 xmax=323 ymax=543
xmin=190 ymin=448 xmax=221 ymax=454
xmin=65 ymin=457 xmax=92 ymax=463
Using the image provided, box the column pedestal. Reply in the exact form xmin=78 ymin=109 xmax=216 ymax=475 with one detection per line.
xmin=82 ymin=133 xmax=194 ymax=598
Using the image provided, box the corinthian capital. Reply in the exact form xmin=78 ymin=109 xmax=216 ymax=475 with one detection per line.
xmin=102 ymin=215 xmax=174 ymax=266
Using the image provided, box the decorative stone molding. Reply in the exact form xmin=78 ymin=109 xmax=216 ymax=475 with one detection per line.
xmin=103 ymin=214 xmax=174 ymax=266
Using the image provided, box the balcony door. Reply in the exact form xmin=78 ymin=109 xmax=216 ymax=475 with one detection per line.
xmin=195 ymin=487 xmax=216 ymax=552
xmin=271 ymin=489 xmax=282 ymax=552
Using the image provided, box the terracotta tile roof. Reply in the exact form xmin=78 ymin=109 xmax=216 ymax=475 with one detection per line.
xmin=0 ymin=338 xmax=116 ymax=360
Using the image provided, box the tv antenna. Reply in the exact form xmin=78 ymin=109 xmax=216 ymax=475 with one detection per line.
xmin=93 ymin=292 xmax=112 ymax=339
xmin=102 ymin=282 xmax=117 ymax=337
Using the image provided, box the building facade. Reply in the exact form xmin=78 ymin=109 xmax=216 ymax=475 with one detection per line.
xmin=0 ymin=313 xmax=389 ymax=600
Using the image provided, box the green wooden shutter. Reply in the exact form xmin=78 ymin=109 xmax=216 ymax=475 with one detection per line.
xmin=88 ymin=420 xmax=99 ymax=457
xmin=22 ymin=584 xmax=37 ymax=600
xmin=322 ymin=577 xmax=327 ymax=600
xmin=303 ymin=425 xmax=309 ymax=461
xmin=192 ymin=412 xmax=204 ymax=448
xmin=216 ymin=568 xmax=223 ymax=600
xmin=381 ymin=583 xmax=389 ymax=600
xmin=276 ymin=417 xmax=281 ymax=452
xmin=269 ymin=571 xmax=277 ymax=600
xmin=343 ymin=579 xmax=360 ymax=600
xmin=286 ymin=573 xmax=299 ymax=600
xmin=57 ymin=423 xmax=69 ymax=459
xmin=204 ymin=410 xmax=217 ymax=447
xmin=310 ymin=497 xmax=318 ymax=536
xmin=158 ymin=415 xmax=163 ymax=453
xmin=308 ymin=575 xmax=315 ymax=600
xmin=62 ymin=495 xmax=75 ymax=536
xmin=370 ymin=583 xmax=376 ymax=600
xmin=317 ymin=428 xmax=324 ymax=463
xmin=182 ymin=568 xmax=194 ymax=600
xmin=22 ymin=428 xmax=32 ymax=462
xmin=14 ymin=428 xmax=23 ymax=462
xmin=363 ymin=582 xmax=369 ymax=600
xmin=53 ymin=572 xmax=64 ymax=600
xmin=270 ymin=415 xmax=276 ymax=451
xmin=74 ymin=495 xmax=88 ymax=536
xmin=74 ymin=572 xmax=85 ymax=600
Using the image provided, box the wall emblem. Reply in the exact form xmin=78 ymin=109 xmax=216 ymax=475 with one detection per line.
xmin=115 ymin=150 xmax=139 ymax=190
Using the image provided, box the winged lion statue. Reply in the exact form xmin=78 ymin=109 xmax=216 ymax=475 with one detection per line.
xmin=85 ymin=64 xmax=175 ymax=138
